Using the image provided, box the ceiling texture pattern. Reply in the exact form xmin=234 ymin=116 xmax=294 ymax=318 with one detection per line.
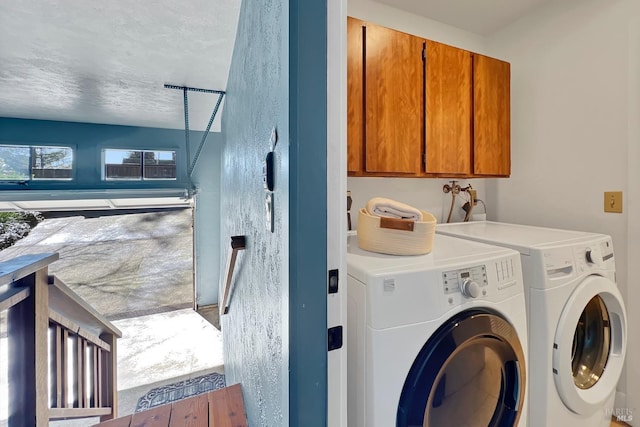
xmin=0 ymin=0 xmax=241 ymax=131
xmin=0 ymin=0 xmax=556 ymax=131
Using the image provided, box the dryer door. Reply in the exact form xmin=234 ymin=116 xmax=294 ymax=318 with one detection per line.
xmin=396 ymin=309 xmax=526 ymax=427
xmin=552 ymin=275 xmax=627 ymax=415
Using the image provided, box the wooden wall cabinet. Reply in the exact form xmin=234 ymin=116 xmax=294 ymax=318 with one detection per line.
xmin=473 ymin=54 xmax=511 ymax=176
xmin=425 ymin=40 xmax=472 ymax=175
xmin=347 ymin=17 xmax=364 ymax=174
xmin=347 ymin=17 xmax=511 ymax=178
xmin=348 ymin=18 xmax=423 ymax=175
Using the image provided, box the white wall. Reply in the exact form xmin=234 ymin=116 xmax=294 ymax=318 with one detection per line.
xmin=348 ymin=0 xmax=487 ymax=53
xmin=347 ymin=0 xmax=490 ymax=228
xmin=348 ymin=178 xmax=487 ymax=228
xmin=627 ymin=14 xmax=640 ymax=424
xmin=486 ymin=0 xmax=640 ymax=418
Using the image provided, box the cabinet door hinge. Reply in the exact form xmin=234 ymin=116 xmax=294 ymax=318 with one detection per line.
xmin=422 ymin=46 xmax=426 ymax=61
xmin=328 ymin=326 xmax=343 ymax=351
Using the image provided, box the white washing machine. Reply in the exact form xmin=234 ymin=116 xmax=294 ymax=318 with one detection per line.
xmin=347 ymin=233 xmax=528 ymax=427
xmin=437 ymin=221 xmax=627 ymax=427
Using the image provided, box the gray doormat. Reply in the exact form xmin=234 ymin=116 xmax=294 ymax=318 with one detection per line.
xmin=135 ymin=372 xmax=226 ymax=412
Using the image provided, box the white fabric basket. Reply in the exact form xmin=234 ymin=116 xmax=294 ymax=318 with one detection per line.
xmin=357 ymin=208 xmax=437 ymax=255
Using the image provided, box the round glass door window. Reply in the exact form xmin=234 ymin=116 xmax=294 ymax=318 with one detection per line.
xmin=552 ymin=275 xmax=627 ymax=415
xmin=572 ymin=295 xmax=610 ymax=389
xmin=397 ymin=309 xmax=526 ymax=427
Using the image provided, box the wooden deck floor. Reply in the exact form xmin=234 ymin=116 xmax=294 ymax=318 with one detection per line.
xmin=93 ymin=384 xmax=247 ymax=427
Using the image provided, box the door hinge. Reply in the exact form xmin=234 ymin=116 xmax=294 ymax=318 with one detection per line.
xmin=328 ymin=326 xmax=343 ymax=351
xmin=422 ymin=46 xmax=426 ymax=61
xmin=328 ymin=269 xmax=339 ymax=294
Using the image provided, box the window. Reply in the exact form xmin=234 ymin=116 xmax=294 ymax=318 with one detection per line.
xmin=0 ymin=145 xmax=73 ymax=181
xmin=103 ymin=149 xmax=176 ymax=180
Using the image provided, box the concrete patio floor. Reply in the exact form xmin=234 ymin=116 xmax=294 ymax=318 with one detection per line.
xmin=0 ymin=209 xmax=195 ymax=319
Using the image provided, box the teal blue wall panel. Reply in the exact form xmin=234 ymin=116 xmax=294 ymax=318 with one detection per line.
xmin=220 ymin=0 xmax=328 ymax=425
xmin=289 ymin=0 xmax=328 ymax=425
xmin=218 ymin=0 xmax=290 ymax=424
xmin=0 ymin=117 xmax=206 ymax=192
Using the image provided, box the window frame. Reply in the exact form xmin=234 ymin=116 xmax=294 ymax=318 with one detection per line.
xmin=0 ymin=144 xmax=75 ymax=182
xmin=102 ymin=148 xmax=178 ymax=181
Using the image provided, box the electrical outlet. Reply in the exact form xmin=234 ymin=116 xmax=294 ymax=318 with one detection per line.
xmin=469 ymin=189 xmax=478 ymax=206
xmin=604 ymin=191 xmax=622 ymax=213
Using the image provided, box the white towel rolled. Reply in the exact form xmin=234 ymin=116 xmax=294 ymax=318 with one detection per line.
xmin=365 ymin=197 xmax=423 ymax=221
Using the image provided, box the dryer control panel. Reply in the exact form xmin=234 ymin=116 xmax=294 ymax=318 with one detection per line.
xmin=443 ymin=265 xmax=488 ymax=298
xmin=442 ymin=265 xmax=487 ymax=294
xmin=442 ymin=257 xmax=520 ymax=305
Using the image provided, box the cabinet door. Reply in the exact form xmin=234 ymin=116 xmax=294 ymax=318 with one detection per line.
xmin=347 ymin=17 xmax=364 ymax=173
xmin=425 ymin=41 xmax=472 ymax=174
xmin=473 ymin=54 xmax=511 ymax=176
xmin=364 ymin=23 xmax=424 ymax=174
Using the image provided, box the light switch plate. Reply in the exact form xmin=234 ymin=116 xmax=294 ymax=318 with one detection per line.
xmin=604 ymin=191 xmax=622 ymax=213
xmin=266 ymin=193 xmax=274 ymax=232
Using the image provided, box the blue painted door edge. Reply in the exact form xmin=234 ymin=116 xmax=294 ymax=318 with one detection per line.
xmin=288 ymin=0 xmax=328 ymax=426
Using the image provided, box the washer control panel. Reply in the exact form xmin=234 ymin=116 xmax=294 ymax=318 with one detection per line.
xmin=443 ymin=265 xmax=487 ymax=298
xmin=574 ymin=238 xmax=615 ymax=274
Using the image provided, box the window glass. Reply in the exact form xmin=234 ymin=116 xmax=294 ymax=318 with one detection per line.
xmin=104 ymin=149 xmax=176 ymax=180
xmin=31 ymin=147 xmax=73 ymax=180
xmin=104 ymin=149 xmax=142 ymax=180
xmin=144 ymin=151 xmax=176 ymax=179
xmin=0 ymin=145 xmax=30 ymax=180
xmin=0 ymin=145 xmax=72 ymax=181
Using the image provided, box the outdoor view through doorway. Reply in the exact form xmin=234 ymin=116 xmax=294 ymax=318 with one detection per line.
xmin=0 ymin=207 xmax=224 ymax=425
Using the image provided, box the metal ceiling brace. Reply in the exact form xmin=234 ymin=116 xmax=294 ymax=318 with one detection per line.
xmin=164 ymin=84 xmax=226 ymax=181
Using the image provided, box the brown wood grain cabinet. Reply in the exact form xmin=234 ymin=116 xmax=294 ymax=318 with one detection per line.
xmin=347 ymin=18 xmax=423 ymax=175
xmin=347 ymin=17 xmax=364 ymax=173
xmin=473 ymin=54 xmax=511 ymax=176
xmin=364 ymin=22 xmax=424 ymax=174
xmin=425 ymin=40 xmax=472 ymax=175
xmin=347 ymin=17 xmax=511 ymax=178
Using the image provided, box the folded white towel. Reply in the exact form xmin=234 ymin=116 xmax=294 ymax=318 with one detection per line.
xmin=365 ymin=197 xmax=423 ymax=221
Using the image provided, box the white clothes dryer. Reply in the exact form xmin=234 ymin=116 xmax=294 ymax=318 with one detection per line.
xmin=437 ymin=221 xmax=627 ymax=427
xmin=347 ymin=233 xmax=529 ymax=427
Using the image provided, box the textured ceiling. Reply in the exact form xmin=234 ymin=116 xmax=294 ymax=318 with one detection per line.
xmin=0 ymin=0 xmax=241 ymax=131
xmin=374 ymin=0 xmax=554 ymax=36
xmin=0 ymin=0 xmax=555 ymax=132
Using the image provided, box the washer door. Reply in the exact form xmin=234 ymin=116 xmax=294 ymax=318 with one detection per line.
xmin=396 ymin=309 xmax=526 ymax=427
xmin=552 ymin=275 xmax=627 ymax=415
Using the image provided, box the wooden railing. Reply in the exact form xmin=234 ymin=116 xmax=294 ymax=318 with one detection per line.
xmin=0 ymin=253 xmax=122 ymax=426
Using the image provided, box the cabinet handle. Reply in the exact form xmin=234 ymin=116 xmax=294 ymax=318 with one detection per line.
xmin=423 ymin=41 xmax=428 ymax=172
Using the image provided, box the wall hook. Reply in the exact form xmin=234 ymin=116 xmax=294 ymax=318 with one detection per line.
xmin=221 ymin=235 xmax=246 ymax=315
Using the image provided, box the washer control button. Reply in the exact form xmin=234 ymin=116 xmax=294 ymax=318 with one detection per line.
xmin=461 ymin=279 xmax=481 ymax=298
xmin=586 ymin=247 xmax=602 ymax=264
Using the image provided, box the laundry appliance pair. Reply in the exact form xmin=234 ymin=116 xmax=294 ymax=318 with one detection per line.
xmin=347 ymin=221 xmax=627 ymax=427
xmin=347 ymin=232 xmax=529 ymax=426
xmin=437 ymin=221 xmax=627 ymax=427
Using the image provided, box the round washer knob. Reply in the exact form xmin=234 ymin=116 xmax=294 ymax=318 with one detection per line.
xmin=586 ymin=248 xmax=602 ymax=264
xmin=461 ymin=279 xmax=481 ymax=298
